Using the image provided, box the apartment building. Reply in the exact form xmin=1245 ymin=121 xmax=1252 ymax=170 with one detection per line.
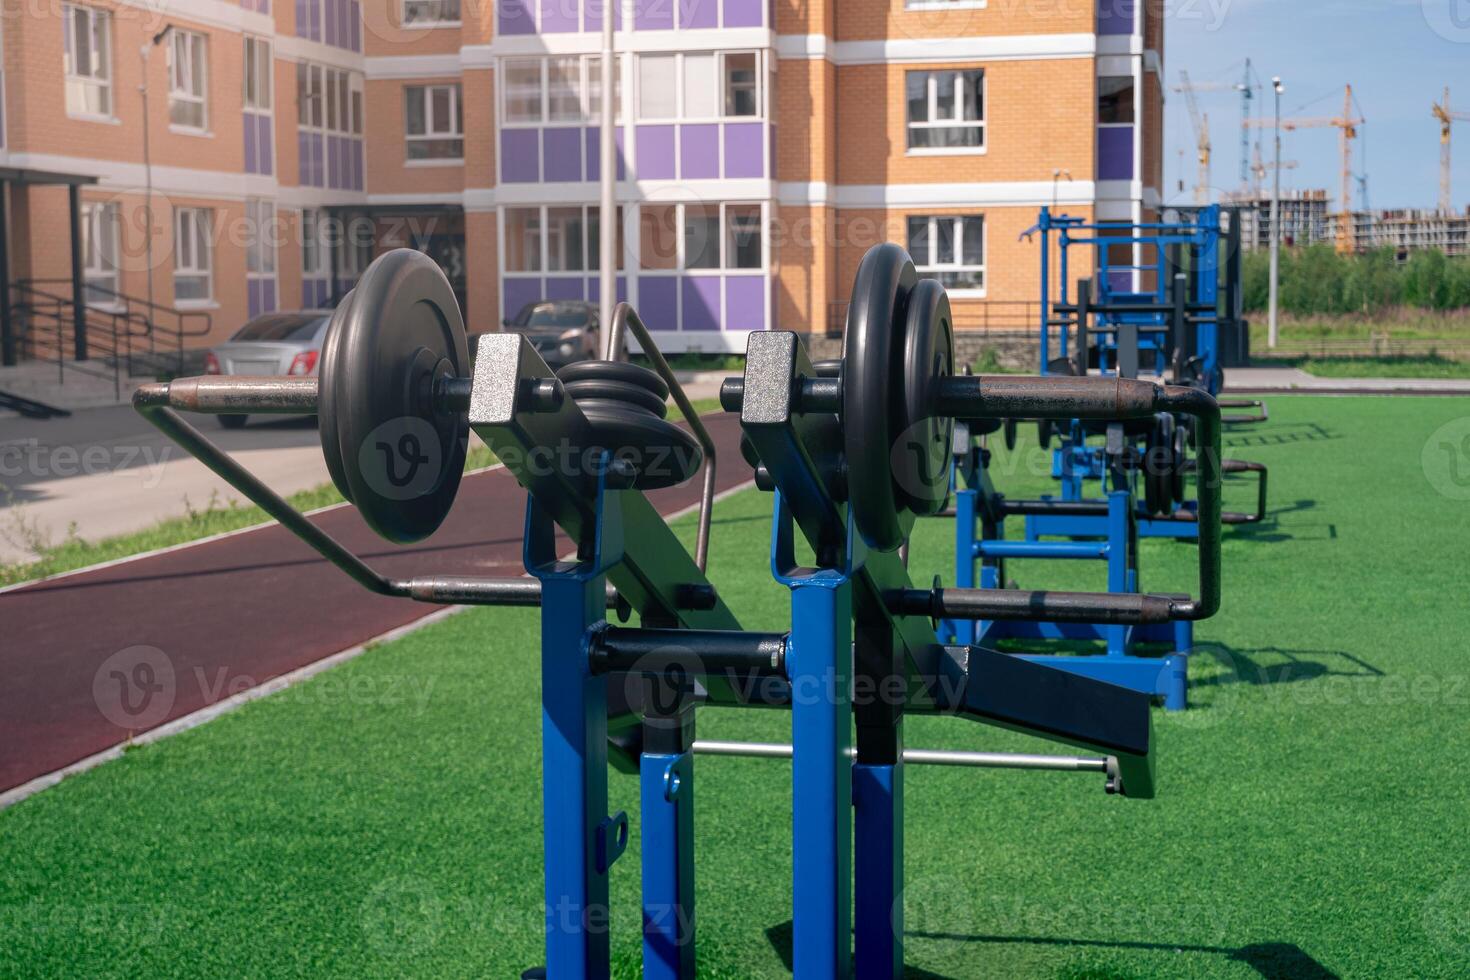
xmin=0 ymin=0 xmax=1164 ymax=363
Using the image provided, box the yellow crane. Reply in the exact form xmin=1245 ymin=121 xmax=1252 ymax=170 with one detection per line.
xmin=1432 ymin=87 xmax=1470 ymax=214
xmin=1177 ymin=70 xmax=1212 ymax=203
xmin=1248 ymin=84 xmax=1364 ymax=251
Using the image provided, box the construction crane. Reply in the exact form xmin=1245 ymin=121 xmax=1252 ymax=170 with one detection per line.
xmin=1432 ymin=87 xmax=1470 ymax=213
xmin=1249 ymin=84 xmax=1364 ymax=251
xmin=1173 ymin=62 xmax=1258 ymax=193
xmin=1177 ymin=70 xmax=1212 ymax=203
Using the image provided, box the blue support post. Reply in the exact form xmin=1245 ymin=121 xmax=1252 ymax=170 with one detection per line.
xmin=853 ymin=762 xmax=902 ymax=980
xmin=641 ymin=751 xmax=696 ymax=980
xmin=950 ymin=488 xmax=978 ymax=644
xmin=1104 ymin=489 xmax=1130 ymax=658
xmin=525 ymin=486 xmax=628 ymax=980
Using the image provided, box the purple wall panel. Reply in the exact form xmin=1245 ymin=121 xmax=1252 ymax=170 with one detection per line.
xmin=635 ymin=1 xmax=674 ymax=30
xmin=503 ymin=277 xmax=543 ymax=320
xmin=679 ymin=124 xmax=719 ymax=179
xmin=540 ymin=0 xmax=579 ymax=32
xmin=244 ymin=116 xmax=258 ymax=174
xmin=1098 ymin=0 xmax=1135 ymax=35
xmin=499 ymin=0 xmax=537 ymax=34
xmin=722 ymin=0 xmax=762 ymax=28
xmin=638 ymin=277 xmax=678 ymax=331
xmin=681 ymin=0 xmax=717 ymax=29
xmin=323 ymin=0 xmax=337 ymax=46
xmin=545 ymin=277 xmax=584 ymax=300
xmin=263 ymin=278 xmax=276 ymax=314
xmin=501 ymin=129 xmax=541 ymax=182
xmin=543 ymin=127 xmax=584 ymax=181
xmin=681 ymin=277 xmax=721 ymax=331
xmin=585 ymin=127 xmax=627 ymax=182
xmin=586 ymin=276 xmax=628 ymax=304
xmin=725 ymin=276 xmax=765 ymax=331
xmin=635 ymin=126 xmax=676 ymax=180
xmin=259 ymin=116 xmax=274 ymax=175
xmin=723 ymin=123 xmax=763 ymax=178
xmin=351 ymin=1 xmax=362 ymax=52
xmin=1098 ymin=126 xmax=1134 ymax=180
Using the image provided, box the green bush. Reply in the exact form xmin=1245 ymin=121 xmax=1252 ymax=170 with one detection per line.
xmin=1241 ymin=245 xmax=1470 ymax=315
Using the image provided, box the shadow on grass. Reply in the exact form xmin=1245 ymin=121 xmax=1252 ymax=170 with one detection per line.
xmin=763 ymin=921 xmax=1337 ymax=979
xmin=1189 ymin=643 xmax=1385 ymax=691
xmin=1224 ymin=422 xmax=1341 ymax=451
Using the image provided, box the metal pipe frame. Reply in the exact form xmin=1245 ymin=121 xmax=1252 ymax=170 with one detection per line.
xmin=692 ymin=740 xmax=1110 ymax=774
xmin=606 ymin=302 xmax=717 ymax=573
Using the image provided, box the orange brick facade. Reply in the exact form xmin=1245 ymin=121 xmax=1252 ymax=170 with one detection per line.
xmin=0 ymin=1 xmax=1164 ymax=355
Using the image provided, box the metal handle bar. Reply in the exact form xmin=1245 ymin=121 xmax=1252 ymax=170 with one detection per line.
xmin=1218 ymin=398 xmax=1269 ymax=425
xmin=132 ymin=381 xmax=620 ymax=610
xmin=606 ymin=302 xmax=717 ymax=573
xmin=1182 ymin=457 xmax=1268 ymax=526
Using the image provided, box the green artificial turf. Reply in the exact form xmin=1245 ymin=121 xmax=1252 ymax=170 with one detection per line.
xmin=4 ymin=397 xmax=1470 ymax=977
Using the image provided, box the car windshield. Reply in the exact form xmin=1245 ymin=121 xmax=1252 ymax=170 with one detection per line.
xmin=511 ymin=303 xmax=591 ymax=330
xmin=230 ymin=314 xmax=328 ymax=342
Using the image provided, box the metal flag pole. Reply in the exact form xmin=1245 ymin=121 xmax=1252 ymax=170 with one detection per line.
xmin=599 ymin=0 xmax=617 ymax=358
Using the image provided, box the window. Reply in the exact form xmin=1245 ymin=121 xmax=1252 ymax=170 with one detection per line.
xmin=405 ymin=84 xmax=463 ymax=160
xmin=504 ymin=205 xmax=625 ymax=274
xmin=640 ymin=202 xmax=765 ymax=272
xmin=246 ymin=199 xmax=277 ymax=278
xmin=723 ymin=53 xmax=758 ymax=117
xmin=302 ymin=208 xmax=328 ymax=279
xmin=905 ymin=69 xmax=984 ymax=151
xmin=63 ymin=4 xmax=112 ymax=117
xmin=1098 ymin=76 xmax=1135 ymax=125
xmin=502 ymin=56 xmax=623 ymax=126
xmin=174 ymin=208 xmax=213 ymax=302
xmin=403 ymin=0 xmax=461 ymax=24
xmin=244 ymin=37 xmax=272 ymax=111
xmin=168 ymin=30 xmax=208 ymax=130
xmin=637 ymin=51 xmax=763 ymax=121
xmin=81 ymin=202 xmax=121 ymax=306
xmin=298 ymin=63 xmax=363 ymax=135
xmin=907 ymin=216 xmax=984 ymax=292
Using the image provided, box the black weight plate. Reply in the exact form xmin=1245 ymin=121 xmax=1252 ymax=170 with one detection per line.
xmin=969 ymin=418 xmax=1003 ymax=436
xmin=1046 ymin=356 xmax=1080 ymax=377
xmin=1142 ymin=414 xmax=1172 ymax=517
xmin=578 ymin=404 xmax=702 ymax=490
xmin=1038 ymin=419 xmax=1054 ymax=450
xmin=318 ymin=286 xmax=359 ymax=505
xmin=896 ymin=278 xmax=954 ymax=516
xmin=560 ymin=377 xmax=668 ymax=418
xmin=1004 ymin=417 xmax=1018 ymax=453
xmin=843 ymin=243 xmax=917 ymax=552
xmin=327 ymin=249 xmax=469 ymax=544
xmin=559 ymin=360 xmax=670 ymax=401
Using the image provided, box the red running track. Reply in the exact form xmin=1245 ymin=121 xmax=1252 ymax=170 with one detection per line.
xmin=0 ymin=412 xmax=750 ymax=795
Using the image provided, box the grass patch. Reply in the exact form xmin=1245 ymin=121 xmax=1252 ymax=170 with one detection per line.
xmin=11 ymin=398 xmax=1467 ymax=976
xmin=1247 ymin=310 xmax=1470 ymax=347
xmin=1251 ymin=355 xmax=1470 ymax=379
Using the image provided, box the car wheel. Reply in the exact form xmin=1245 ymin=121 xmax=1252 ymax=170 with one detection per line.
xmin=219 ymin=414 xmax=248 ymax=429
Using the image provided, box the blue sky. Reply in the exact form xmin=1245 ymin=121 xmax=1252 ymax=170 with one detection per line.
xmin=1162 ymin=0 xmax=1470 ymax=212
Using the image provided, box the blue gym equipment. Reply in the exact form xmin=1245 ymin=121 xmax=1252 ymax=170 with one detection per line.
xmin=134 ymin=244 xmax=1226 ymax=978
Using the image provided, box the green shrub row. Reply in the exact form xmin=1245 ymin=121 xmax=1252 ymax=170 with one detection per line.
xmin=1240 ymin=246 xmax=1470 ymax=315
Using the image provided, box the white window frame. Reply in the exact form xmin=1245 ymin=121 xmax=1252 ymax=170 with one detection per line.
xmin=500 ymin=55 xmax=622 ymax=128
xmin=63 ymin=4 xmax=113 ymax=121
xmin=173 ymin=208 xmax=214 ymax=305
xmin=405 ymin=83 xmax=464 ymax=164
xmin=640 ymin=201 xmax=768 ymax=274
xmin=402 ymin=0 xmax=462 ymax=28
xmin=167 ymin=29 xmax=209 ymax=133
xmin=1097 ymin=74 xmax=1136 ymax=127
xmin=501 ymin=204 xmax=625 ymax=278
xmin=246 ymin=198 xmax=277 ymax=280
xmin=907 ymin=215 xmax=986 ymax=296
xmin=298 ymin=62 xmax=363 ymax=136
xmin=301 ymin=208 xmax=329 ymax=280
xmin=635 ymin=51 xmax=765 ymax=123
xmin=905 ymin=69 xmax=985 ymax=155
xmin=81 ymin=201 xmax=122 ymax=310
xmin=244 ymin=36 xmax=272 ymax=112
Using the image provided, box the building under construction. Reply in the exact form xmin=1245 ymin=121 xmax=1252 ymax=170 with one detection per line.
xmin=1225 ymin=190 xmax=1334 ymax=250
xmin=1349 ymin=209 xmax=1470 ymax=257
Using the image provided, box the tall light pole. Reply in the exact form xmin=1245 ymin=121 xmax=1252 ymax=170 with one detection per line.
xmin=598 ymin=0 xmax=616 ymax=357
xmin=1268 ymin=76 xmax=1284 ymax=350
xmin=141 ymin=26 xmax=173 ymax=322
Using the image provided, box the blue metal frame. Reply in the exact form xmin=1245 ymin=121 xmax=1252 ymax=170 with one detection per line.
xmin=1028 ymin=205 xmax=1224 ymax=388
xmin=945 ymin=471 xmax=1191 ymax=711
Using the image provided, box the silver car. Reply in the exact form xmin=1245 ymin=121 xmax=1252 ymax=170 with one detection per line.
xmin=204 ymin=311 xmax=330 ymax=428
xmin=499 ymin=300 xmax=601 ymax=369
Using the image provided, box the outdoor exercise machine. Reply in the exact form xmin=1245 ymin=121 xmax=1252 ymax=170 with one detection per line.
xmin=133 ymin=245 xmax=1225 ymax=978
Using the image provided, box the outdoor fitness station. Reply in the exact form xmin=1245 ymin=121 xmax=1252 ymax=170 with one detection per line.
xmin=131 ymin=245 xmax=1226 ymax=979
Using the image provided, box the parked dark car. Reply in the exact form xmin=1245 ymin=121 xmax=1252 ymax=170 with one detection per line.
xmin=499 ymin=300 xmax=600 ymax=368
xmin=203 ymin=311 xmax=329 ymax=428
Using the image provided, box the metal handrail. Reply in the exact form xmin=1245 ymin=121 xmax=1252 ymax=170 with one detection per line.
xmin=606 ymin=301 xmax=718 ymax=573
xmin=16 ymin=277 xmax=213 ymax=377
